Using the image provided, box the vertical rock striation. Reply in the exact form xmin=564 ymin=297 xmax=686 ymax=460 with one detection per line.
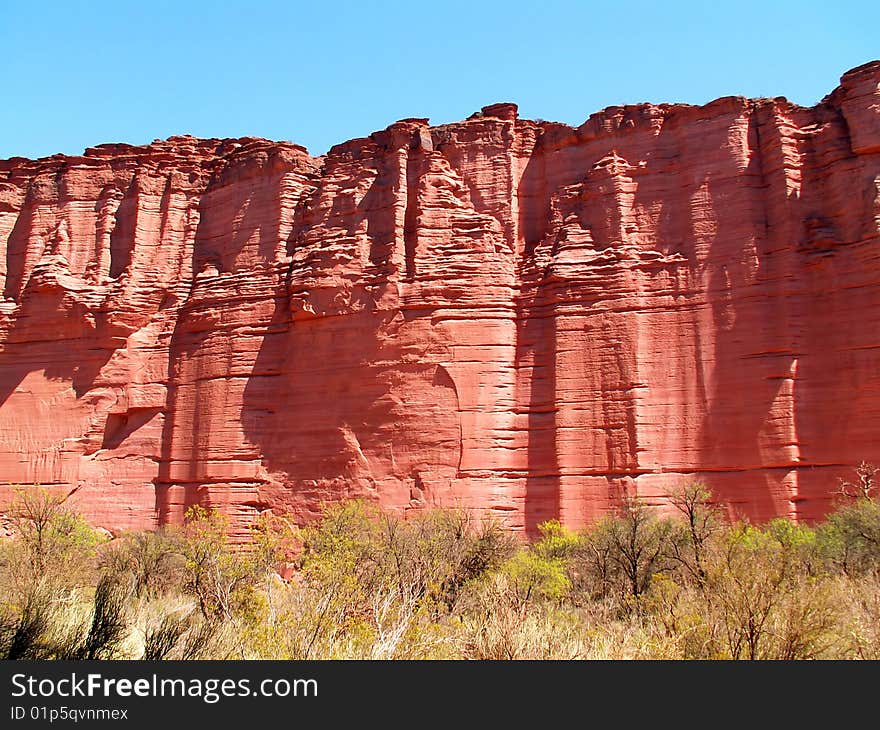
xmin=1 ymin=62 xmax=879 ymax=537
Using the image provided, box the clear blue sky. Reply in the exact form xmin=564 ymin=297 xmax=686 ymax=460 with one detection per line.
xmin=1 ymin=0 xmax=877 ymax=160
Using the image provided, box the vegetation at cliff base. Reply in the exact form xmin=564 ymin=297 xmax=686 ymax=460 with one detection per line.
xmin=2 ymin=474 xmax=880 ymax=660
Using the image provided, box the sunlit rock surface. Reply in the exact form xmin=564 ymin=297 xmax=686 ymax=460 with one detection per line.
xmin=1 ymin=62 xmax=878 ymax=537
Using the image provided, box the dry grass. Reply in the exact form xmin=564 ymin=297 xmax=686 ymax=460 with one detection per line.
xmin=1 ymin=486 xmax=879 ymax=660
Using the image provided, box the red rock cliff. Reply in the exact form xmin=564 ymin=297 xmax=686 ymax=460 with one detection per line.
xmin=2 ymin=62 xmax=879 ymax=537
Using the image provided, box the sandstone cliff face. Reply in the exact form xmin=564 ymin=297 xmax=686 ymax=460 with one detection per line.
xmin=2 ymin=62 xmax=879 ymax=537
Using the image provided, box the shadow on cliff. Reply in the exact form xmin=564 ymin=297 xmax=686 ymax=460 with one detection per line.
xmin=239 ymin=301 xmax=391 ymax=513
xmin=154 ymin=160 xmax=331 ymax=524
xmin=514 ymin=288 xmax=560 ymax=539
xmin=156 ymin=160 xmax=462 ymax=526
xmin=676 ymin=119 xmax=794 ymax=519
xmin=512 ymin=109 xmax=795 ymax=526
xmin=784 ymin=108 xmax=880 ymax=516
xmin=235 ymin=299 xmax=463 ymax=523
xmin=0 ymin=288 xmax=116 ymax=408
xmin=153 ymin=176 xmax=271 ymax=523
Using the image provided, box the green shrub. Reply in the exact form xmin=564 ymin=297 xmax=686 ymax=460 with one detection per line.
xmin=2 ymin=478 xmax=879 ymax=660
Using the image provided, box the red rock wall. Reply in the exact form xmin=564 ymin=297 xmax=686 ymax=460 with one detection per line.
xmin=1 ymin=62 xmax=879 ymax=537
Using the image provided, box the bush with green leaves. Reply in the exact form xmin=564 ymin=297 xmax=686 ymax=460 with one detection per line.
xmin=178 ymin=506 xmax=259 ymax=621
xmin=299 ymin=501 xmax=513 ymax=614
xmin=2 ymin=469 xmax=880 ymax=660
xmin=2 ymin=487 xmax=103 ymax=590
xmin=101 ymin=527 xmax=185 ymax=599
xmin=573 ymin=496 xmax=675 ymax=606
xmin=819 ymin=497 xmax=880 ymax=575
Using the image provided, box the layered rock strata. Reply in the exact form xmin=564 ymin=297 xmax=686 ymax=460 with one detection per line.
xmin=1 ymin=62 xmax=879 ymax=537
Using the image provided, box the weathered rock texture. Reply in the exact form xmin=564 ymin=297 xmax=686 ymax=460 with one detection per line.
xmin=2 ymin=62 xmax=879 ymax=538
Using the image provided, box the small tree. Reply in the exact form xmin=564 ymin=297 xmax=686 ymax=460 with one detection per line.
xmin=819 ymin=462 xmax=880 ymax=575
xmin=702 ymin=524 xmax=836 ymax=660
xmin=820 ymin=498 xmax=880 ymax=576
xmin=7 ymin=486 xmax=100 ymax=585
xmin=836 ymin=461 xmax=878 ymax=501
xmin=179 ymin=506 xmax=256 ymax=621
xmin=666 ymin=482 xmax=719 ymax=589
xmin=102 ymin=528 xmax=184 ymax=599
xmin=581 ymin=497 xmax=674 ymax=604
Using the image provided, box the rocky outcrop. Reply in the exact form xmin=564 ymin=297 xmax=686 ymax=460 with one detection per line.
xmin=1 ymin=62 xmax=879 ymax=538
